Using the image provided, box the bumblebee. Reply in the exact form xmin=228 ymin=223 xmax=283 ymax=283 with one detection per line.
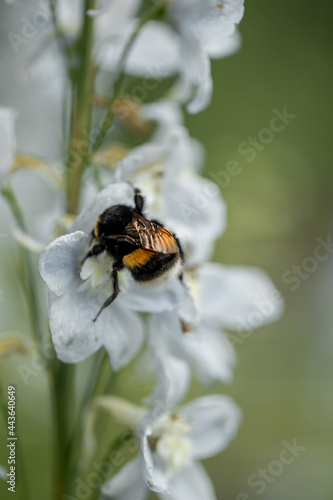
xmin=83 ymin=187 xmax=184 ymax=321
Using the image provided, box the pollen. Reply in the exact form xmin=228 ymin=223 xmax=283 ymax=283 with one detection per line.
xmin=150 ymin=413 xmax=193 ymax=473
xmin=181 ymin=320 xmax=192 ymax=334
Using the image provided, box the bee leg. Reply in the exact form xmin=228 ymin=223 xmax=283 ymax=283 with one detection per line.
xmin=134 ymin=187 xmax=145 ymax=214
xmin=81 ymin=243 xmax=105 ymax=266
xmin=93 ymin=265 xmax=121 ymax=322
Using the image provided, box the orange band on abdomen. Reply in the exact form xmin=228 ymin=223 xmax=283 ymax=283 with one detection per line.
xmin=123 ymin=248 xmax=156 ymax=269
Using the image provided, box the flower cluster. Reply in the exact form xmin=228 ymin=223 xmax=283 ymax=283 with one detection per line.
xmin=0 ymin=1 xmax=284 ymax=498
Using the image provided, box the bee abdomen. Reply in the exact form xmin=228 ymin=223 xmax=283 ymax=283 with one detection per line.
xmin=127 ymin=251 xmax=181 ymax=284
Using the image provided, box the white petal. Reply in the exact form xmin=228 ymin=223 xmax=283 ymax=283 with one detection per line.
xmin=181 ymin=395 xmax=241 ymax=460
xmin=57 ymin=0 xmax=82 ymax=34
xmin=10 ymin=169 xmax=65 ymax=242
xmin=96 ymin=20 xmax=179 ymax=77
xmin=126 ymin=21 xmax=179 ymax=77
xmin=114 ymin=142 xmax=167 ymax=183
xmin=164 ymin=219 xmax=214 ymax=268
xmin=0 ymin=107 xmax=16 ymax=183
xmin=206 ymin=30 xmax=242 ymax=59
xmin=147 ymin=314 xmax=191 ymax=408
xmin=143 ymin=100 xmax=183 ymax=143
xmin=186 ymin=68 xmax=212 ymax=114
xmin=158 ymin=462 xmax=216 ymax=500
xmin=94 ymin=396 xmax=147 ymax=428
xmin=38 ymin=231 xmax=89 ymax=296
xmin=140 ymin=411 xmax=170 ymax=494
xmin=48 ymin=285 xmax=144 ymax=367
xmin=178 ymin=326 xmax=235 ymax=384
xmin=90 ymin=0 xmax=141 ymax=26
xmin=160 ymin=127 xmax=199 ymax=182
xmin=101 ymin=457 xmax=148 ymax=500
xmin=199 ymin=263 xmax=284 ymax=331
xmin=162 ymin=174 xmax=227 ymax=253
xmin=178 ymin=27 xmax=213 ymax=114
xmin=118 ymin=275 xmax=188 ymax=314
xmin=149 ymin=312 xmax=233 ymax=385
xmin=20 ymin=37 xmax=67 ymax=89
xmin=71 ymin=182 xmax=135 ymax=233
xmin=102 ymin=304 xmax=145 ymax=371
xmin=48 ymin=287 xmax=103 ymax=362
xmin=171 ymin=0 xmax=245 ymax=43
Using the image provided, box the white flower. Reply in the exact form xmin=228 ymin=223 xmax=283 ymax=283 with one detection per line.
xmin=0 ymin=107 xmax=17 ymax=188
xmin=111 ymin=115 xmax=226 ymax=267
xmin=21 ymin=0 xmax=143 ymax=86
xmin=166 ymin=0 xmax=245 ymax=112
xmin=0 ymin=105 xmax=66 ymax=252
xmin=148 ymin=262 xmax=284 ymax=388
xmin=101 ymin=394 xmax=241 ymax=500
xmin=38 ymin=182 xmax=189 ymax=367
xmin=91 ymin=1 xmax=243 ymax=113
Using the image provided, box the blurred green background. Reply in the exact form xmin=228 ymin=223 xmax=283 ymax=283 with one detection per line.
xmin=1 ymin=0 xmax=333 ymax=499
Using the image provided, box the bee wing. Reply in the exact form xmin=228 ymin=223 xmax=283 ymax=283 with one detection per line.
xmin=107 ymin=234 xmax=139 ymax=246
xmin=128 ymin=216 xmax=179 ymax=254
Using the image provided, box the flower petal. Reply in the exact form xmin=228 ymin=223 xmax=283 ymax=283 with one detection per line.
xmin=118 ymin=275 xmax=188 ymax=314
xmin=158 ymin=462 xmax=216 ymax=500
xmin=102 ymin=304 xmax=145 ymax=371
xmin=114 ymin=142 xmax=167 ymax=184
xmin=181 ymin=395 xmax=241 ymax=460
xmin=101 ymin=457 xmax=148 ymax=500
xmin=140 ymin=410 xmax=170 ymax=494
xmin=125 ymin=21 xmax=179 ymax=77
xmin=161 ymin=174 xmax=227 ymax=263
xmin=198 ymin=263 xmax=284 ymax=331
xmin=170 ymin=0 xmax=245 ymax=45
xmin=178 ymin=27 xmax=213 ymax=114
xmin=93 ymin=396 xmax=147 ymax=428
xmin=39 ymin=231 xmax=89 ymax=296
xmin=71 ymin=182 xmax=135 ymax=233
xmin=147 ymin=313 xmax=191 ymax=408
xmin=96 ymin=19 xmax=179 ymax=77
xmin=178 ymin=326 xmax=235 ymax=384
xmin=148 ymin=312 xmax=233 ymax=385
xmin=48 ymin=285 xmax=144 ymax=367
xmin=206 ymin=30 xmax=242 ymax=59
xmin=48 ymin=287 xmax=103 ymax=362
xmin=143 ymin=100 xmax=183 ymax=143
xmin=90 ymin=0 xmax=141 ymax=27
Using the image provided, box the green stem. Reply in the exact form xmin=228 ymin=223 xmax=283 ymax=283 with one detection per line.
xmin=90 ymin=350 xmax=113 ymax=399
xmin=66 ymin=350 xmax=113 ymax=492
xmin=53 ymin=362 xmax=76 ymax=498
xmin=90 ymin=430 xmax=134 ymax=500
xmin=66 ymin=0 xmax=97 ymax=215
xmin=90 ymin=1 xmax=168 ymax=155
xmin=1 ymin=183 xmax=25 ymax=228
xmin=1 ymin=183 xmax=42 ymax=344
